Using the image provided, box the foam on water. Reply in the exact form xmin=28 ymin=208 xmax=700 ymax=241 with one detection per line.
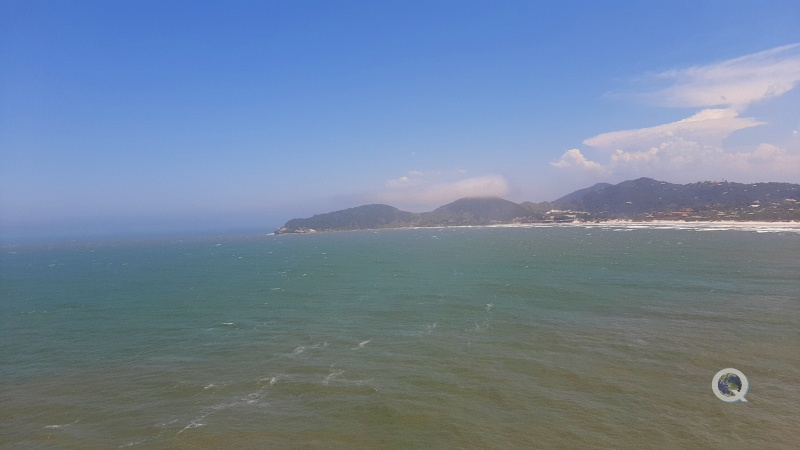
xmin=351 ymin=339 xmax=371 ymax=350
xmin=558 ymin=220 xmax=800 ymax=234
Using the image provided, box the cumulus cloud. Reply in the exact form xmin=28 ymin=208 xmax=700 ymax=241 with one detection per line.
xmin=554 ymin=44 xmax=800 ymax=183
xmin=551 ymin=149 xmax=606 ymax=172
xmin=377 ymin=172 xmax=509 ymax=211
xmin=555 ymin=142 xmax=800 ymax=183
xmin=728 ymin=143 xmax=800 ymax=173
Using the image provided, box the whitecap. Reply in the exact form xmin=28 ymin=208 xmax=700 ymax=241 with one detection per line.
xmin=44 ymin=420 xmax=78 ymax=429
xmin=351 ymin=339 xmax=371 ymax=350
xmin=177 ymin=421 xmax=205 ymax=434
xmin=323 ymin=368 xmax=345 ymax=385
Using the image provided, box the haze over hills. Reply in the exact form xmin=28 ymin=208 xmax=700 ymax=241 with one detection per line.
xmin=274 ymin=178 xmax=800 ymax=233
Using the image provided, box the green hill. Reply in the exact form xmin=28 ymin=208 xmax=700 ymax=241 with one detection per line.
xmin=418 ymin=197 xmax=537 ymax=226
xmin=554 ymin=177 xmax=800 ymax=215
xmin=274 ymin=178 xmax=800 ymax=233
xmin=275 ymin=204 xmax=419 ymax=233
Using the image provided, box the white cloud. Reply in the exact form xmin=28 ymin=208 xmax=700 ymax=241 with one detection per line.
xmin=377 ymin=173 xmax=509 ymax=210
xmin=551 ymin=149 xmax=606 ymax=172
xmin=727 ymin=143 xmax=800 ymax=175
xmin=554 ymin=44 xmax=800 ymax=183
xmin=386 ymin=176 xmax=410 ymax=187
xmin=583 ymin=108 xmax=764 ymax=151
xmin=555 ymin=140 xmax=800 ymax=184
xmin=635 ymin=43 xmax=800 ymax=110
xmin=386 ymin=170 xmax=441 ymax=187
xmin=610 ymin=147 xmax=661 ymax=165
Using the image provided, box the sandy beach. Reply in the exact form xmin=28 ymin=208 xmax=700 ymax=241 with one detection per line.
xmin=488 ymin=220 xmax=800 ymax=233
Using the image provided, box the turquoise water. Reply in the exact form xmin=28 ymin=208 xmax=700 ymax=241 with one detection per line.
xmin=1 ymin=226 xmax=799 ymax=448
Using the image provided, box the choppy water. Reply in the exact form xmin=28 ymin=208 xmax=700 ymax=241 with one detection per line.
xmin=1 ymin=226 xmax=799 ymax=449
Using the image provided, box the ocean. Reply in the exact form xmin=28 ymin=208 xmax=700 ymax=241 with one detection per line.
xmin=1 ymin=225 xmax=799 ymax=449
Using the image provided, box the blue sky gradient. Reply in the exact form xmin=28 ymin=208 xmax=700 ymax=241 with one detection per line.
xmin=2 ymin=1 xmax=799 ymax=240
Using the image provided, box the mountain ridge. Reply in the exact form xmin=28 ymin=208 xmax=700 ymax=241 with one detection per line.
xmin=274 ymin=178 xmax=800 ymax=233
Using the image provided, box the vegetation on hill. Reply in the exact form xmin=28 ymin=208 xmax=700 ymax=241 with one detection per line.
xmin=274 ymin=178 xmax=800 ymax=233
xmin=276 ymin=204 xmax=418 ymax=233
xmin=555 ymin=178 xmax=800 ymax=219
xmin=418 ymin=197 xmax=537 ymax=226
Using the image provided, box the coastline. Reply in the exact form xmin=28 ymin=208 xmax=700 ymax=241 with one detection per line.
xmin=569 ymin=219 xmax=798 ymax=228
xmin=487 ymin=220 xmax=800 ymax=233
xmin=274 ymin=220 xmax=800 ymax=235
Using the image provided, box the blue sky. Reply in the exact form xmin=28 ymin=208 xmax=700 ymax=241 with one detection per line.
xmin=2 ymin=0 xmax=799 ymax=240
